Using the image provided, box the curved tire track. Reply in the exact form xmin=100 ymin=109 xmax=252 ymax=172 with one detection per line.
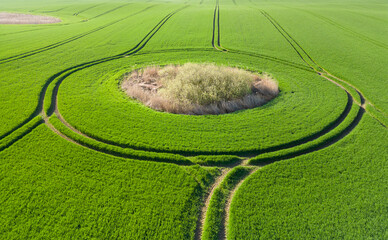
xmin=0 ymin=7 xmax=185 ymax=144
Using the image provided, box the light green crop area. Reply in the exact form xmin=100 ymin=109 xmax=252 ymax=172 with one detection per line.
xmin=0 ymin=0 xmax=387 ymax=239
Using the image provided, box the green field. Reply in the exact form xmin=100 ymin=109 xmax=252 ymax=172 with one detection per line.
xmin=0 ymin=0 xmax=387 ymax=239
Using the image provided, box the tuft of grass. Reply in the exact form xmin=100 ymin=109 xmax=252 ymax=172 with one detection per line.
xmin=122 ymin=63 xmax=279 ymax=115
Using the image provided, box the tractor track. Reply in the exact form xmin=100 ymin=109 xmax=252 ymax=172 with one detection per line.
xmin=73 ymin=4 xmax=102 ymax=16
xmin=50 ymin=88 xmax=354 ymax=158
xmin=0 ymin=5 xmax=155 ymax=65
xmin=260 ymin=10 xmax=322 ymax=71
xmin=221 ymin=167 xmax=257 ymax=240
xmin=211 ymin=0 xmax=227 ymax=52
xmin=260 ymin=9 xmax=384 ymax=126
xmin=194 ymin=168 xmax=231 ymax=240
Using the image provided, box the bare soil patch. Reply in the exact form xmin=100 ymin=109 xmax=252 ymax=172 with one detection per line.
xmin=122 ymin=63 xmax=279 ymax=115
xmin=0 ymin=12 xmax=61 ymax=24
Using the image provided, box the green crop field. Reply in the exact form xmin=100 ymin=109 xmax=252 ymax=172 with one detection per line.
xmin=0 ymin=0 xmax=387 ymax=239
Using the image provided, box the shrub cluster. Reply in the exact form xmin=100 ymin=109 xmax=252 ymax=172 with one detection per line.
xmin=122 ymin=63 xmax=279 ymax=115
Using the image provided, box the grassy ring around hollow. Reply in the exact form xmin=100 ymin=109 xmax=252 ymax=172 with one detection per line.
xmin=55 ymin=50 xmax=348 ymax=154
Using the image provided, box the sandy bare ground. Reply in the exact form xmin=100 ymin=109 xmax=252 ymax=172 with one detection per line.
xmin=0 ymin=12 xmax=61 ymax=24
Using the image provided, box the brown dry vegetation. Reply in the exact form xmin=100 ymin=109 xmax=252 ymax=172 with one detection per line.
xmin=0 ymin=12 xmax=61 ymax=24
xmin=122 ymin=63 xmax=279 ymax=115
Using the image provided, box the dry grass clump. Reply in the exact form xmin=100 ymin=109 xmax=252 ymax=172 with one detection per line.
xmin=122 ymin=63 xmax=279 ymax=115
xmin=0 ymin=12 xmax=61 ymax=24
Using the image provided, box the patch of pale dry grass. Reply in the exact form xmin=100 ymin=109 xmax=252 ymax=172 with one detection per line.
xmin=0 ymin=12 xmax=61 ymax=24
xmin=122 ymin=63 xmax=279 ymax=115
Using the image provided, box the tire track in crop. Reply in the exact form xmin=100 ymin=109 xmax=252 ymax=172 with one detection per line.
xmin=211 ymin=0 xmax=228 ymax=52
xmin=301 ymin=9 xmax=388 ymax=50
xmin=260 ymin=10 xmax=322 ymax=71
xmin=73 ymin=4 xmax=102 ymax=16
xmin=88 ymin=3 xmax=131 ymax=20
xmin=221 ymin=166 xmax=257 ymax=240
xmin=1 ymin=53 xmax=363 ymax=163
xmin=40 ymin=7 xmax=68 ymax=14
xmin=196 ymin=160 xmax=256 ymax=240
xmin=260 ymin=10 xmax=385 ymax=126
xmin=0 ymin=5 xmax=155 ymax=65
xmin=195 ymin=168 xmax=231 ymax=240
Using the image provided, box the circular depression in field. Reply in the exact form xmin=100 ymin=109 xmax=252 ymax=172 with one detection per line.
xmin=57 ymin=51 xmax=348 ymax=154
xmin=121 ymin=63 xmax=279 ymax=115
xmin=0 ymin=12 xmax=61 ymax=24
